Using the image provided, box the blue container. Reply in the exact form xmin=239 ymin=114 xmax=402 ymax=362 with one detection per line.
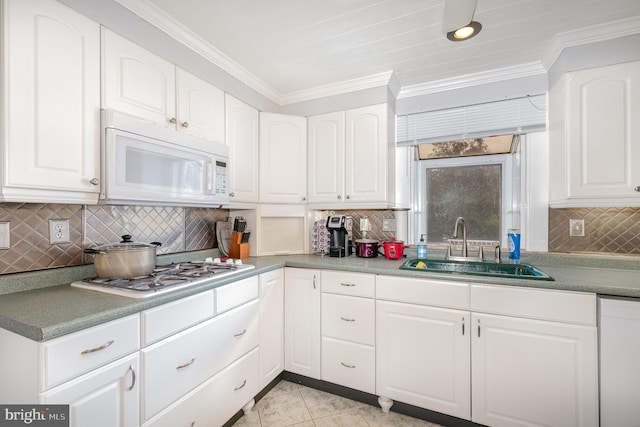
xmin=508 ymin=229 xmax=521 ymax=261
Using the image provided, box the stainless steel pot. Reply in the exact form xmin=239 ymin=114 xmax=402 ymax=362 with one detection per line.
xmin=85 ymin=235 xmax=162 ymax=279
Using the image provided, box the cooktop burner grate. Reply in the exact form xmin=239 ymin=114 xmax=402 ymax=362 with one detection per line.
xmin=71 ymin=260 xmax=254 ymax=298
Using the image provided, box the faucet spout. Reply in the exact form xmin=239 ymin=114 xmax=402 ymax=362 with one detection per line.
xmin=452 ymin=217 xmax=468 ymax=257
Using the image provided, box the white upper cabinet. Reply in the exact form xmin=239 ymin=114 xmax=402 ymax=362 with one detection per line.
xmin=1 ymin=0 xmax=101 ymax=203
xmin=308 ymin=111 xmax=346 ymax=204
xmin=259 ymin=112 xmax=307 ymax=204
xmin=549 ymin=61 xmax=640 ymax=207
xmin=102 ymin=29 xmax=224 ymax=144
xmin=225 ymin=94 xmax=259 ymax=204
xmin=308 ymin=104 xmax=394 ymax=208
xmin=176 ymin=68 xmax=225 ymax=143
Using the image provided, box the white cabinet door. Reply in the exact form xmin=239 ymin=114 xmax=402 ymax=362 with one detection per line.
xmin=307 ymin=111 xmax=345 ymax=204
xmin=260 ymin=113 xmax=307 ymax=203
xmin=471 ymin=313 xmax=598 ymax=427
xmin=345 ymin=104 xmax=389 ymax=203
xmin=567 ymin=61 xmax=640 ymax=202
xmin=226 ymin=94 xmax=259 ymax=204
xmin=41 ymin=354 xmax=139 ymax=427
xmin=259 ymin=268 xmax=284 ymax=388
xmin=176 ymin=68 xmax=224 ymax=143
xmin=3 ymin=0 xmax=100 ymax=203
xmin=102 ymin=28 xmax=176 ymax=127
xmin=550 ymin=61 xmax=640 ymax=207
xmin=376 ymin=300 xmax=470 ymax=420
xmin=284 ymin=267 xmax=321 ymax=379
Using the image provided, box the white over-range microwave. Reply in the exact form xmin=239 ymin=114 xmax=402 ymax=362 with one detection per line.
xmin=100 ymin=110 xmax=229 ymax=206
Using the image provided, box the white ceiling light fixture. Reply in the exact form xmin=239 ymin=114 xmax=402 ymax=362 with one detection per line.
xmin=443 ymin=0 xmax=482 ymax=41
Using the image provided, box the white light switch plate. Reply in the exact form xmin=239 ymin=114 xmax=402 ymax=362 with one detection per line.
xmin=0 ymin=222 xmax=9 ymax=249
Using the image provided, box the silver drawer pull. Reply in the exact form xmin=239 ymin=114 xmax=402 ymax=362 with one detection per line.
xmin=234 ymin=379 xmax=247 ymax=391
xmin=340 ymin=317 xmax=356 ymax=322
xmin=176 ymin=358 xmax=196 ymax=370
xmin=126 ymin=364 xmax=136 ymax=391
xmin=341 ymin=362 xmax=356 ymax=369
xmin=234 ymin=329 xmax=247 ymax=338
xmin=340 ymin=282 xmax=355 ymax=287
xmin=81 ymin=339 xmax=114 ymax=355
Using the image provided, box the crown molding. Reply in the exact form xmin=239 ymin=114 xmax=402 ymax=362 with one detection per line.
xmin=397 ymin=62 xmax=547 ymax=99
xmin=279 ymin=71 xmax=397 ymax=105
xmin=542 ymin=16 xmax=640 ymax=70
xmin=113 ymin=0 xmax=282 ymax=104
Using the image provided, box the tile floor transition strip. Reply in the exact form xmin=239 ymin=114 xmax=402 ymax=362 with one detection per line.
xmin=232 ymin=380 xmax=443 ymax=427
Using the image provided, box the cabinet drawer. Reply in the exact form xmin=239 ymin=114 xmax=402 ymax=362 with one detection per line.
xmin=377 ymin=275 xmax=469 ymax=310
xmin=321 ymin=270 xmax=374 ymax=298
xmin=321 ymin=337 xmax=375 ymax=394
xmin=142 ymin=299 xmax=259 ymax=421
xmin=215 ymin=276 xmax=259 ymax=314
xmin=471 ymin=284 xmax=596 ymax=325
xmin=322 ymin=294 xmax=375 ymax=345
xmin=41 ymin=314 xmax=139 ymax=390
xmin=143 ymin=348 xmax=259 ymax=427
xmin=141 ymin=290 xmax=214 ymax=346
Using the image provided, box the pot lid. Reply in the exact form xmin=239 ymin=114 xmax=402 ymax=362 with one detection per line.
xmin=93 ymin=235 xmax=161 ymax=251
xmin=355 ymin=239 xmax=378 ymax=243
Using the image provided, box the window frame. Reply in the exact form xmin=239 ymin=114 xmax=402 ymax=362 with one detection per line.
xmin=413 ymin=153 xmax=517 ymax=248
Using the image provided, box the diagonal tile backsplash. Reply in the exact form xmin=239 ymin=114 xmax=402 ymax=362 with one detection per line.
xmin=0 ymin=203 xmax=228 ymax=275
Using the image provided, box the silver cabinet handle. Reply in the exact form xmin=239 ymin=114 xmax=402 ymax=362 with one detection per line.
xmin=126 ymin=364 xmax=136 ymax=391
xmin=341 ymin=362 xmax=356 ymax=369
xmin=234 ymin=329 xmax=247 ymax=338
xmin=89 ymin=178 xmax=100 ymax=186
xmin=462 ymin=317 xmax=466 ymax=336
xmin=234 ymin=379 xmax=247 ymax=391
xmin=169 ymin=117 xmax=177 ymax=125
xmin=635 ymin=186 xmax=640 ymax=192
xmin=176 ymin=358 xmax=196 ymax=370
xmin=302 ymin=197 xmax=306 ymax=201
xmin=313 ymin=275 xmax=317 ymax=289
xmin=340 ymin=317 xmax=356 ymax=322
xmin=346 ymin=195 xmax=351 ymax=199
xmin=181 ymin=121 xmax=189 ymax=128
xmin=81 ymin=339 xmax=114 ymax=355
xmin=337 ymin=195 xmax=342 ymax=199
xmin=229 ymin=192 xmax=235 ymax=197
xmin=340 ymin=282 xmax=355 ymax=287
xmin=477 ymin=319 xmax=481 ymax=338
xmin=190 ymin=422 xmax=195 ymax=427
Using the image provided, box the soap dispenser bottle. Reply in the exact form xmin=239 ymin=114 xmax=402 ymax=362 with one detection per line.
xmin=417 ymin=234 xmax=427 ymax=258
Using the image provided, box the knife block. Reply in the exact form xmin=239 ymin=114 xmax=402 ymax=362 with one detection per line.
xmin=229 ymin=231 xmax=249 ymax=259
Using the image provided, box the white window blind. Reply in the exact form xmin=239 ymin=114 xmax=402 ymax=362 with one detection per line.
xmin=396 ymin=95 xmax=547 ymax=146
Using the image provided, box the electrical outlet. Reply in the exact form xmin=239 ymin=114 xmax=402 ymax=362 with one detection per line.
xmin=382 ymin=218 xmax=396 ymax=232
xmin=360 ymin=218 xmax=370 ymax=232
xmin=569 ymin=219 xmax=585 ymax=237
xmin=345 ymin=216 xmax=353 ymax=232
xmin=49 ymin=219 xmax=70 ymax=244
xmin=0 ymin=222 xmax=9 ymax=249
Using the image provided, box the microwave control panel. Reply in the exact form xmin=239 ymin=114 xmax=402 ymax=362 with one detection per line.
xmin=215 ymin=160 xmax=228 ymax=194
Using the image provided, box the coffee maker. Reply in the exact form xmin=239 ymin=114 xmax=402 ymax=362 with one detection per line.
xmin=326 ymin=215 xmax=351 ymax=257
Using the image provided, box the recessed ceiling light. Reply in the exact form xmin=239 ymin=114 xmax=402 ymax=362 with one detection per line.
xmin=447 ymin=21 xmax=482 ymax=41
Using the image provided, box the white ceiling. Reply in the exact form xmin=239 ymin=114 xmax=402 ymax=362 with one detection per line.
xmin=118 ymin=0 xmax=640 ymax=101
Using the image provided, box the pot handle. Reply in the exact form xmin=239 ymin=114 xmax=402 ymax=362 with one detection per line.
xmin=151 ymin=242 xmax=162 ymax=247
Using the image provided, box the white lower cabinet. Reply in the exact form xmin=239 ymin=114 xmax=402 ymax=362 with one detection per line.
xmin=141 ymin=298 xmax=259 ymax=421
xmin=375 ymin=276 xmax=598 ymax=427
xmin=259 ymin=268 xmax=285 ymax=388
xmin=41 ymin=354 xmax=139 ymax=427
xmin=471 ymin=313 xmax=598 ymax=427
xmin=376 ymin=282 xmax=471 ymax=420
xmin=284 ymin=267 xmax=321 ymax=378
xmin=142 ymin=348 xmax=260 ymax=427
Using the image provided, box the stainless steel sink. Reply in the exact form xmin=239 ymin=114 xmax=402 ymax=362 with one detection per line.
xmin=400 ymin=258 xmax=554 ymax=281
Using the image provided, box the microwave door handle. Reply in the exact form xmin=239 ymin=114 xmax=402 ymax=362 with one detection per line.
xmin=205 ymin=157 xmax=214 ymax=195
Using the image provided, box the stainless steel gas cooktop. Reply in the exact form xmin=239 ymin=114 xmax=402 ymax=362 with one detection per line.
xmin=71 ymin=258 xmax=254 ymax=298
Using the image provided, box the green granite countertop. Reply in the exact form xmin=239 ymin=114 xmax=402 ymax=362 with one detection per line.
xmin=1 ymin=250 xmax=639 ymax=341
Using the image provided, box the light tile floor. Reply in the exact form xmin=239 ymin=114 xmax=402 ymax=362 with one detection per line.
xmin=232 ymin=380 xmax=443 ymax=427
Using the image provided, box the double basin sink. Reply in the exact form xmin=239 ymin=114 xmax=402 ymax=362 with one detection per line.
xmin=400 ymin=258 xmax=554 ymax=281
